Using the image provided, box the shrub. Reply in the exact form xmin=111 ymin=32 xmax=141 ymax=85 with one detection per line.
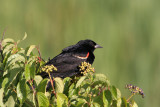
xmin=0 ymin=34 xmax=143 ymax=107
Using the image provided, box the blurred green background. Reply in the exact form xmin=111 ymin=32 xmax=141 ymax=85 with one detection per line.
xmin=0 ymin=0 xmax=160 ymax=106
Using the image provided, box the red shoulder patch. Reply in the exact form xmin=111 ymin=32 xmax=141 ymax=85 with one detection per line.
xmin=86 ymin=52 xmax=89 ymax=58
xmin=74 ymin=52 xmax=90 ymax=59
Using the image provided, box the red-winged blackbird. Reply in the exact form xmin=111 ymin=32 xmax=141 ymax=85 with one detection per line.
xmin=40 ymin=39 xmax=102 ymax=78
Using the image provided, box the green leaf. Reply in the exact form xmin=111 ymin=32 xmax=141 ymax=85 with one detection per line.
xmin=0 ymin=88 xmax=4 ymax=107
xmin=23 ymin=99 xmax=35 ymax=107
xmin=117 ymin=98 xmax=122 ymax=107
xmin=105 ymin=90 xmax=112 ymax=106
xmin=63 ymin=77 xmax=71 ymax=96
xmin=22 ymin=32 xmax=27 ymax=41
xmin=2 ymin=67 xmax=22 ymax=93
xmin=121 ymin=97 xmax=128 ymax=107
xmin=55 ymin=77 xmax=64 ymax=93
xmin=2 ymin=77 xmax=9 ymax=91
xmin=33 ymin=92 xmax=37 ymax=107
xmin=3 ymin=44 xmax=14 ymax=55
xmin=37 ymin=92 xmax=49 ymax=107
xmin=17 ymin=32 xmax=27 ymax=44
xmin=92 ymin=74 xmax=110 ymax=86
xmin=26 ymin=83 xmax=31 ymax=95
xmin=69 ymin=95 xmax=78 ymax=106
xmin=2 ymin=51 xmax=11 ymax=67
xmin=112 ymin=100 xmax=117 ymax=107
xmin=17 ymin=79 xmax=27 ymax=104
xmin=25 ymin=63 xmax=30 ymax=80
xmin=76 ymin=76 xmax=86 ymax=88
xmin=93 ymin=102 xmax=101 ymax=107
xmin=111 ymin=85 xmax=117 ymax=100
xmin=26 ymin=45 xmax=36 ymax=56
xmin=27 ymin=92 xmax=34 ymax=101
xmin=25 ymin=62 xmax=36 ymax=81
xmin=92 ymin=92 xmax=104 ymax=107
xmin=131 ymin=100 xmax=138 ymax=107
xmin=8 ymin=67 xmax=22 ymax=89
xmin=57 ymin=93 xmax=68 ymax=107
xmin=5 ymin=96 xmax=15 ymax=107
xmin=68 ymin=83 xmax=76 ymax=97
xmin=76 ymin=98 xmax=87 ymax=107
xmin=116 ymin=88 xmax=121 ymax=99
xmin=103 ymin=90 xmax=108 ymax=107
xmin=2 ymin=77 xmax=8 ymax=88
xmin=37 ymin=78 xmax=48 ymax=93
xmin=2 ymin=38 xmax=14 ymax=47
xmin=7 ymin=53 xmax=25 ymax=66
xmin=34 ymin=75 xmax=43 ymax=85
xmin=30 ymin=61 xmax=36 ymax=79
xmin=45 ymin=92 xmax=51 ymax=99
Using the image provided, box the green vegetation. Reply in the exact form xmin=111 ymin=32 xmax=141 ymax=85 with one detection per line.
xmin=0 ymin=35 xmax=144 ymax=106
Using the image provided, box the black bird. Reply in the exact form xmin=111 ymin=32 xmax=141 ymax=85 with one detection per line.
xmin=40 ymin=39 xmax=102 ymax=78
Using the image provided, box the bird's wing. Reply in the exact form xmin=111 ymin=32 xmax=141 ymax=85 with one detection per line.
xmin=39 ymin=52 xmax=91 ymax=78
xmin=46 ymin=53 xmax=87 ymax=72
xmin=47 ymin=53 xmax=83 ymax=63
xmin=40 ymin=53 xmax=84 ymax=78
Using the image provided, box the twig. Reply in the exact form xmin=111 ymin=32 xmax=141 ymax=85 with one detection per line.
xmin=48 ymin=72 xmax=57 ymax=98
xmin=28 ymin=80 xmax=36 ymax=95
xmin=9 ymin=87 xmax=17 ymax=93
xmin=12 ymin=88 xmax=17 ymax=93
xmin=87 ymin=101 xmax=91 ymax=107
xmin=36 ymin=45 xmax=42 ymax=59
xmin=36 ymin=45 xmax=45 ymax=62
xmin=127 ymin=93 xmax=134 ymax=102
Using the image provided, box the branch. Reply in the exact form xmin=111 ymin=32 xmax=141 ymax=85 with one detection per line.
xmin=48 ymin=73 xmax=57 ymax=98
xmin=36 ymin=45 xmax=45 ymax=62
xmin=28 ymin=80 xmax=36 ymax=95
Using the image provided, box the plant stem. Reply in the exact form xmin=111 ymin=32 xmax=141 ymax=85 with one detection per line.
xmin=127 ymin=93 xmax=134 ymax=102
xmin=36 ymin=45 xmax=44 ymax=61
xmin=48 ymin=72 xmax=57 ymax=98
xmin=12 ymin=88 xmax=17 ymax=93
xmin=29 ymin=80 xmax=36 ymax=95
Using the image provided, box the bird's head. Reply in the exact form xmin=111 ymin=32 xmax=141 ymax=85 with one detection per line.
xmin=77 ymin=39 xmax=102 ymax=52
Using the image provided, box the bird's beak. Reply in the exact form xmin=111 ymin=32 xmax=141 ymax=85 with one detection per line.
xmin=95 ymin=44 xmax=103 ymax=48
